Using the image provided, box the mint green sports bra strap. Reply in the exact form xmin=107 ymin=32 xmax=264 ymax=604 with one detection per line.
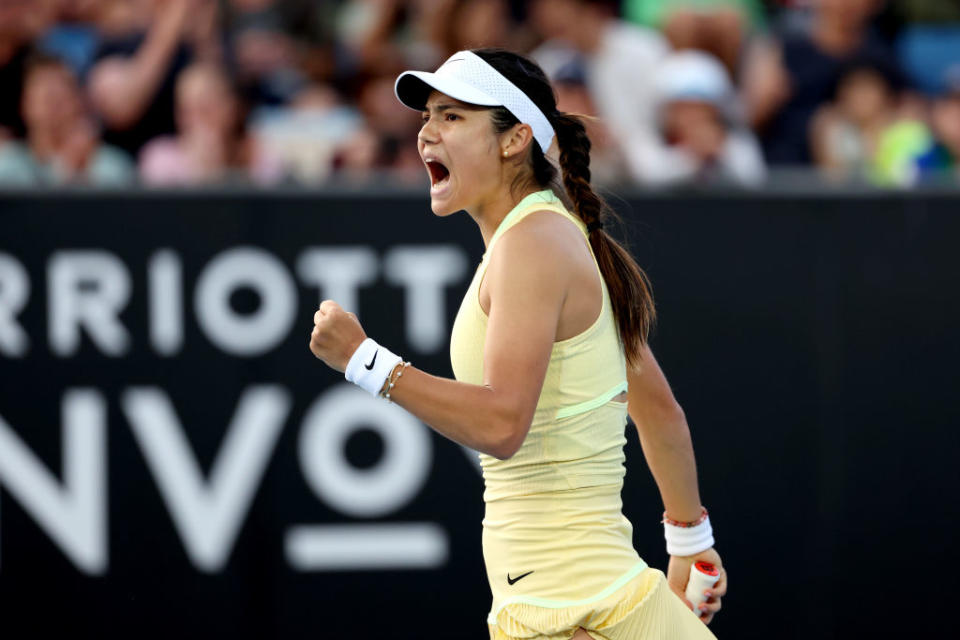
xmin=555 ymin=380 xmax=629 ymax=419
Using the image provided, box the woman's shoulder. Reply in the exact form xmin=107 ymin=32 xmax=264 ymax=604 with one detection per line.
xmin=489 ymin=207 xmax=589 ymax=272
xmin=483 ymin=209 xmax=585 ymax=312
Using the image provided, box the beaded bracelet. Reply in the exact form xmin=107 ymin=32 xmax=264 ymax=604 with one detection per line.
xmin=663 ymin=506 xmax=714 ymax=556
xmin=662 ymin=506 xmax=709 ymax=528
xmin=381 ymin=361 xmax=410 ymax=403
xmin=379 ymin=362 xmax=403 ymax=397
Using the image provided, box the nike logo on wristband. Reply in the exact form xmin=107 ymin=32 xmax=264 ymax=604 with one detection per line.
xmin=365 ymin=350 xmax=378 ymax=370
xmin=507 ymin=571 xmax=533 ymax=585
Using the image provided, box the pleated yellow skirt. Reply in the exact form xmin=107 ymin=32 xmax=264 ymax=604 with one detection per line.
xmin=487 ymin=567 xmax=717 ymax=640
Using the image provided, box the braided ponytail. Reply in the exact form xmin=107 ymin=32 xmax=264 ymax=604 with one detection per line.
xmin=553 ymin=113 xmax=655 ymax=367
xmin=473 ymin=48 xmax=655 ymax=368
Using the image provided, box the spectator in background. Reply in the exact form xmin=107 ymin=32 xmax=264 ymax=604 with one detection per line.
xmin=904 ymin=69 xmax=960 ymax=184
xmin=809 ymin=61 xmax=900 ymax=179
xmin=333 ymin=126 xmax=382 ymax=181
xmin=355 ymin=72 xmax=424 ymax=175
xmin=742 ymin=0 xmax=900 ymax=165
xmin=654 ymin=50 xmax=765 ymax=186
xmin=0 ymin=53 xmax=133 ymax=185
xmin=552 ymin=58 xmax=629 ymax=185
xmin=0 ymin=0 xmax=57 ymax=142
xmin=444 ymin=0 xmax=534 ymax=55
xmin=222 ymin=0 xmax=312 ymax=106
xmin=86 ymin=0 xmax=219 ymax=157
xmin=250 ymin=82 xmax=366 ymax=183
xmin=529 ymin=0 xmax=680 ymax=184
xmin=223 ymin=0 xmax=337 ymax=60
xmin=623 ymin=0 xmax=766 ymax=75
xmin=336 ymin=0 xmax=456 ymax=76
xmin=889 ymin=0 xmax=960 ymax=97
xmin=139 ymin=61 xmax=281 ymax=185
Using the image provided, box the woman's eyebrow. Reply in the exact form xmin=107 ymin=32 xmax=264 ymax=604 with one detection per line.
xmin=424 ymin=102 xmax=483 ymax=113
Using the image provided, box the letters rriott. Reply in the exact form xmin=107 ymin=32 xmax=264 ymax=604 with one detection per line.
xmin=0 ymin=245 xmax=468 ymax=358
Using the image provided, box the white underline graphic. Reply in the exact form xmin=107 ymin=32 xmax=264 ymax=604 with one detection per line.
xmin=285 ymin=523 xmax=449 ymax=571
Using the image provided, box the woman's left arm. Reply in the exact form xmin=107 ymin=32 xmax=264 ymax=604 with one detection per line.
xmin=309 ymin=217 xmax=568 ymax=459
xmin=627 ymin=344 xmax=727 ymax=624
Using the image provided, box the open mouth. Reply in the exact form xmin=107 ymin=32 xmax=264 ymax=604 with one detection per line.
xmin=425 ymin=160 xmax=450 ymax=189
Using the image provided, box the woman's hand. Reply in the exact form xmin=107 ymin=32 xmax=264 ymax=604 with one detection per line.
xmin=667 ymin=547 xmax=727 ymax=624
xmin=309 ymin=300 xmax=367 ymax=372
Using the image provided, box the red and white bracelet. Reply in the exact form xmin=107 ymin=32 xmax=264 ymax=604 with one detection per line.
xmin=662 ymin=507 xmax=715 ymax=556
xmin=662 ymin=507 xmax=709 ymax=528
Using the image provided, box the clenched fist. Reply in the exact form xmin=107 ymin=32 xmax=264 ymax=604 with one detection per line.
xmin=309 ymin=300 xmax=367 ymax=372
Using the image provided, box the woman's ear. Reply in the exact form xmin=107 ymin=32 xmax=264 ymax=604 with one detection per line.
xmin=500 ymin=123 xmax=534 ymax=159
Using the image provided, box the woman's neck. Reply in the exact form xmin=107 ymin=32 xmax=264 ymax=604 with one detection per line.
xmin=470 ymin=184 xmax=544 ymax=250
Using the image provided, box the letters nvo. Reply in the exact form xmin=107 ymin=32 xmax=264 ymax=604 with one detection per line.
xmin=0 ymin=386 xmax=289 ymax=575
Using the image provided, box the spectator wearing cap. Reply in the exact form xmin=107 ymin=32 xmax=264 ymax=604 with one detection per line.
xmin=528 ymin=0 xmax=678 ymax=184
xmin=552 ymin=57 xmax=629 ymax=185
xmin=654 ymin=50 xmax=765 ymax=186
xmin=742 ymin=0 xmax=901 ymax=166
xmin=0 ymin=52 xmax=134 ymax=185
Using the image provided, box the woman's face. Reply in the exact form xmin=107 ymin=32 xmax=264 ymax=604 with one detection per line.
xmin=418 ymin=91 xmax=504 ymax=216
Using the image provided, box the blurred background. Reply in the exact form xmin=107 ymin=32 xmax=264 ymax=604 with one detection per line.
xmin=0 ymin=0 xmax=958 ymax=638
xmin=0 ymin=0 xmax=958 ymax=188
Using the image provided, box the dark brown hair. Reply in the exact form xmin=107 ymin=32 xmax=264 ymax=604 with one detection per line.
xmin=472 ymin=48 xmax=655 ymax=368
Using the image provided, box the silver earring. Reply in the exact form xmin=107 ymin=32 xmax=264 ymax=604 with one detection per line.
xmin=502 ymin=151 xmax=508 ymax=157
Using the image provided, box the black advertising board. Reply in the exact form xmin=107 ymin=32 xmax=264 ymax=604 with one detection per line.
xmin=0 ymin=190 xmax=957 ymax=638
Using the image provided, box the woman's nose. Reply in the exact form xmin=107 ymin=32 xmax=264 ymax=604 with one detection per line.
xmin=418 ymin=119 xmax=438 ymax=145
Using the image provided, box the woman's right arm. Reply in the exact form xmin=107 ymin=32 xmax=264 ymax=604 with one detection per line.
xmin=309 ymin=213 xmax=573 ymax=460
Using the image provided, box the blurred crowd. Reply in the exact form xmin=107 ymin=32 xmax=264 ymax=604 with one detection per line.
xmin=0 ymin=0 xmax=957 ymax=189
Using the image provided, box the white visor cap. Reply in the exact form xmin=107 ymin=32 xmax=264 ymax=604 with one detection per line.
xmin=394 ymin=50 xmax=556 ymax=153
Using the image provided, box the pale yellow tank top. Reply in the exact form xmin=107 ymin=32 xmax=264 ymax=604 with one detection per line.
xmin=449 ymin=189 xmax=646 ymax=624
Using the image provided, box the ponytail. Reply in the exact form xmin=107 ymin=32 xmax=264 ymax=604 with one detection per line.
xmin=553 ymin=113 xmax=655 ymax=368
xmin=471 ymin=48 xmax=655 ymax=367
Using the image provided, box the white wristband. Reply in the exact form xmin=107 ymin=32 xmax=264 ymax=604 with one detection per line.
xmin=344 ymin=338 xmax=403 ymax=397
xmin=664 ymin=515 xmax=715 ymax=557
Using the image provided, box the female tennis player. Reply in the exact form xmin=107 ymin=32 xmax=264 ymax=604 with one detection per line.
xmin=310 ymin=48 xmax=726 ymax=640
